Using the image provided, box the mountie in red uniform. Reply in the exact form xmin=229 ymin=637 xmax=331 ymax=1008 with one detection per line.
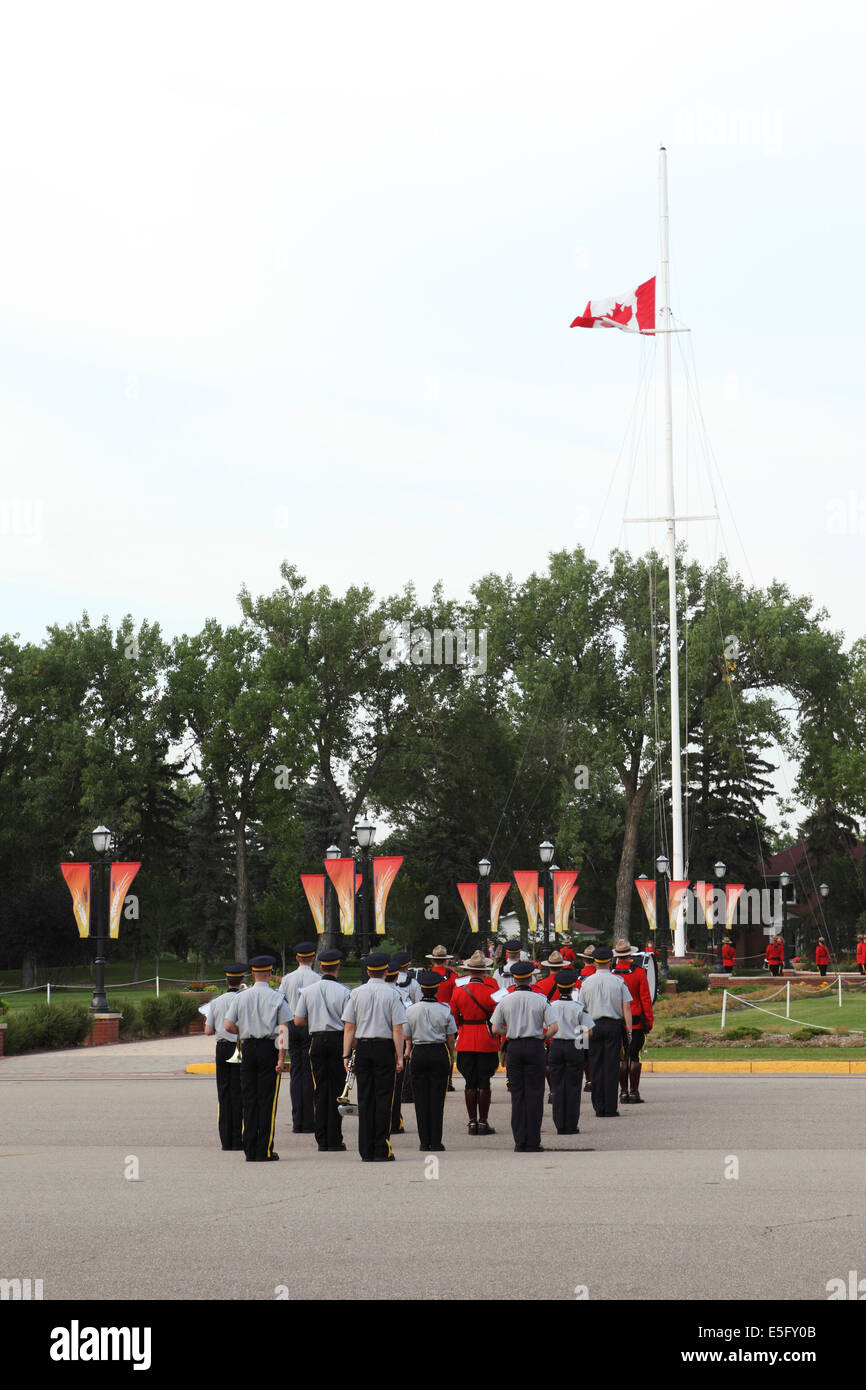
xmin=815 ymin=941 xmax=830 ymax=977
xmin=721 ymin=941 xmax=736 ymax=971
xmin=765 ymin=937 xmax=785 ymax=976
xmin=857 ymin=939 xmax=866 ymax=975
xmin=613 ymin=953 xmax=654 ymax=1104
xmin=450 ymin=967 xmax=500 ymax=1135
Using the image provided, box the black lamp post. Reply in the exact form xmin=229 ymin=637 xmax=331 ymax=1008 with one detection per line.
xmin=90 ymin=824 xmax=113 ymax=1013
xmin=355 ymin=817 xmax=376 ymax=957
xmin=324 ymin=843 xmax=340 ymax=949
xmin=656 ymin=853 xmax=670 ymax=978
xmin=779 ymin=870 xmax=792 ymax=970
xmin=539 ymin=839 xmax=554 ymax=952
xmin=714 ymin=860 xmax=726 ymax=970
xmin=819 ymin=882 xmax=829 ymax=961
xmin=478 ymin=858 xmax=491 ymax=943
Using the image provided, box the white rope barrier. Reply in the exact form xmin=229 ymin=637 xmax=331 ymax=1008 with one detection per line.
xmin=720 ymin=987 xmax=863 ymax=1033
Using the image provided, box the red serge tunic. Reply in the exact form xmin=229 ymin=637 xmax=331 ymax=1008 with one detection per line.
xmin=721 ymin=942 xmax=736 ymax=968
xmin=613 ymin=963 xmax=654 ymax=1030
xmin=815 ymin=943 xmax=830 ymax=966
xmin=450 ymin=976 xmax=500 ymax=1053
xmin=857 ymin=941 xmax=866 ymax=966
xmin=560 ymin=945 xmax=578 ymax=969
xmin=765 ymin=940 xmax=784 ymax=965
xmin=532 ymin=974 xmax=559 ymax=1001
xmin=433 ymin=966 xmax=457 ymax=1006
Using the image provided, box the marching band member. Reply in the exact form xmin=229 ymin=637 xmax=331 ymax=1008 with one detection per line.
xmin=613 ymin=940 xmax=654 ymax=1105
xmin=293 ymin=949 xmax=350 ymax=1152
xmin=403 ymin=971 xmax=457 ymax=1151
xmin=223 ymin=956 xmax=292 ymax=1162
xmin=341 ymin=952 xmax=407 ymax=1162
xmin=489 ymin=959 xmax=558 ymax=1152
xmin=493 ymin=940 xmax=524 ymax=991
xmin=578 ymin=945 xmax=596 ymax=1091
xmin=390 ymin=951 xmax=421 ymax=1103
xmin=278 ymin=941 xmax=321 ymax=1134
xmin=450 ymin=950 xmax=500 ymax=1136
xmin=547 ymin=970 xmax=594 ymax=1135
xmin=203 ymin=961 xmax=248 ymax=1151
xmin=385 ymin=959 xmax=408 ymax=1134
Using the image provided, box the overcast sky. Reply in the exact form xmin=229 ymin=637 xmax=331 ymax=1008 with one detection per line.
xmin=2 ymin=2 xmax=863 ymax=798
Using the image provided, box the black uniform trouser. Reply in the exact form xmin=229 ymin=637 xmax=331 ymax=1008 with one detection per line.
xmin=390 ymin=1066 xmax=405 ymax=1133
xmin=288 ymin=1022 xmax=315 ymax=1129
xmin=769 ymin=963 xmax=782 ymax=976
xmin=505 ymin=1037 xmax=546 ymax=1150
xmin=309 ymin=1030 xmax=344 ymax=1149
xmin=548 ymin=1039 xmax=582 ymax=1133
xmin=239 ymin=1037 xmax=281 ymax=1160
xmin=215 ymin=1039 xmax=243 ymax=1149
xmin=354 ymin=1038 xmax=397 ymax=1160
xmin=589 ymin=1018 xmax=624 ymax=1116
xmin=818 ymin=965 xmax=827 ymax=977
xmin=411 ymin=1043 xmax=450 ymax=1148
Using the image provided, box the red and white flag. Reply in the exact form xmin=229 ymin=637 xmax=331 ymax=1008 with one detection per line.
xmin=571 ymin=276 xmax=655 ymax=334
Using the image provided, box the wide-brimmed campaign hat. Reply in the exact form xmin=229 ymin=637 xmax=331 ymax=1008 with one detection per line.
xmin=462 ymin=950 xmax=493 ymax=972
xmin=426 ymin=945 xmax=454 ymax=960
xmin=541 ymin=950 xmax=566 ymax=969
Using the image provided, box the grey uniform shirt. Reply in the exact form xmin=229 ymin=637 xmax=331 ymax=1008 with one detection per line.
xmin=206 ymin=988 xmax=246 ymax=1042
xmin=403 ymin=999 xmax=458 ymax=1045
xmin=489 ymin=989 xmax=556 ymax=1040
xmin=492 ymin=959 xmax=524 ymax=991
xmin=577 ymin=969 xmax=632 ymax=1021
xmin=279 ymin=964 xmax=321 ymax=1014
xmin=223 ymin=981 xmax=293 ymax=1040
xmin=341 ymin=979 xmax=407 ymax=1039
xmin=394 ymin=974 xmax=423 ymax=1006
xmin=295 ymin=977 xmax=351 ymax=1032
xmin=549 ymin=996 xmax=595 ymax=1044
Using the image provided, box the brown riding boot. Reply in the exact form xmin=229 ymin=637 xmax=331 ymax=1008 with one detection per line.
xmin=628 ymin=1061 xmax=644 ymax=1103
xmin=477 ymin=1088 xmax=495 ymax=1135
xmin=465 ymin=1088 xmax=479 ymax=1134
xmin=619 ymin=1059 xmax=629 ymax=1105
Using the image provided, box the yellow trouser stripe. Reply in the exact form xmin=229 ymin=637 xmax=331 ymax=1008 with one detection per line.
xmin=266 ymin=1074 xmax=281 ymax=1156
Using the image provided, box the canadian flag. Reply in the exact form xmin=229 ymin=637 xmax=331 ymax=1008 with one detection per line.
xmin=571 ymin=276 xmax=655 ymax=334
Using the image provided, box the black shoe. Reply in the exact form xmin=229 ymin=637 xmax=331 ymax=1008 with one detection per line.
xmin=433 ymin=1143 xmax=446 ymax=1151
xmin=292 ymin=1125 xmax=303 ymax=1133
xmin=329 ymin=1143 xmax=347 ymax=1151
xmin=317 ymin=1145 xmax=330 ymax=1152
xmin=361 ymin=1157 xmax=374 ymax=1162
xmin=514 ymin=1145 xmax=526 ymax=1152
xmin=301 ymin=1127 xmax=316 ymax=1134
xmin=231 ymin=1144 xmax=244 ymax=1151
xmin=630 ymin=1095 xmax=645 ymax=1104
xmin=264 ymin=1152 xmax=280 ymax=1160
xmin=525 ymin=1145 xmax=545 ymax=1152
xmin=374 ymin=1153 xmax=396 ymax=1162
xmin=245 ymin=1156 xmax=258 ymax=1162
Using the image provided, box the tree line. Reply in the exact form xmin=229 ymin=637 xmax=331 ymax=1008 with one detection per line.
xmin=2 ymin=547 xmax=864 ymax=980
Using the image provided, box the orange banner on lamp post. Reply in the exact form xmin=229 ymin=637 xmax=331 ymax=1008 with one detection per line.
xmin=300 ymin=875 xmax=326 ymax=935
xmin=108 ymin=862 xmax=141 ymax=939
xmin=373 ymin=857 xmax=403 ymax=936
xmin=693 ymin=881 xmax=717 ymax=934
xmin=725 ymin=885 xmax=745 ymax=931
xmin=634 ymin=879 xmax=657 ymax=932
xmin=457 ymin=883 xmax=479 ymax=934
xmin=324 ymin=858 xmax=357 ymax=937
xmin=489 ymin=883 xmax=510 ymax=935
xmin=61 ymin=863 xmax=92 ymax=938
xmin=513 ymin=871 xmax=540 ymax=937
xmin=553 ymin=870 xmax=578 ymax=935
xmin=667 ymin=880 xmax=691 ymax=938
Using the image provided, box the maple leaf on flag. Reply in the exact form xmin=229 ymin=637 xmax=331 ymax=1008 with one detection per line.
xmin=571 ymin=277 xmax=655 ymax=333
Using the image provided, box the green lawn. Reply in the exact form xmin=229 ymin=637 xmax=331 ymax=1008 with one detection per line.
xmin=656 ymin=994 xmax=866 ymax=1036
xmin=645 ymin=1046 xmax=866 ymax=1062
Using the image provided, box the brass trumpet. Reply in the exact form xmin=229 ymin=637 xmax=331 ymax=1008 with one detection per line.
xmin=337 ymin=1049 xmax=357 ymax=1113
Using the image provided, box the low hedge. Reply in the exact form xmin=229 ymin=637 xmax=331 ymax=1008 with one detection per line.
xmin=4 ymin=1003 xmax=91 ymax=1055
xmin=669 ymin=965 xmax=710 ymax=993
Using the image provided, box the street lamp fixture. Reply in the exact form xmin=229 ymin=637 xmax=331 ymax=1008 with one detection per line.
xmin=92 ymin=824 xmax=112 ymax=856
xmin=656 ymin=853 xmax=669 ymax=878
xmin=654 ymin=855 xmax=670 ymax=977
xmin=819 ymin=883 xmax=829 ymax=898
xmin=478 ymin=858 xmax=491 ymax=941
xmin=713 ymin=860 xmax=726 ymax=969
xmin=355 ymin=818 xmax=377 ymax=955
xmin=714 ymin=860 xmax=726 ymax=879
xmin=778 ymin=871 xmax=792 ymax=970
xmin=539 ymin=840 xmax=554 ymax=951
xmin=355 ymin=818 xmax=376 ymax=850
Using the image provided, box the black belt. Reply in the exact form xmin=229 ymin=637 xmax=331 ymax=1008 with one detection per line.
xmin=310 ymin=1029 xmax=342 ymax=1036
xmin=412 ymin=1041 xmax=448 ymax=1047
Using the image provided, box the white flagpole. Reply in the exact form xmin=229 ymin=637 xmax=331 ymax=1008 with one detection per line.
xmin=659 ymin=146 xmax=686 ymax=957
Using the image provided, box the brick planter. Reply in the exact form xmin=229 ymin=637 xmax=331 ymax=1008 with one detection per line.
xmin=187 ymin=1016 xmax=206 ymax=1035
xmin=89 ymin=1012 xmax=122 ymax=1046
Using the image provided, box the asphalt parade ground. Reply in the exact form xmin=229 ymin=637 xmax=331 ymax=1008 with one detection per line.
xmin=2 ymin=1035 xmax=864 ymax=1303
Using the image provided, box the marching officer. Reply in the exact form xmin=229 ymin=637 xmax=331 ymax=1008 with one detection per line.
xmin=203 ymin=961 xmax=248 ymax=1151
xmin=493 ymin=940 xmax=524 ymax=991
xmin=450 ymin=949 xmax=500 ymax=1136
xmin=223 ymin=956 xmax=292 ymax=1161
xmin=384 ymin=959 xmax=409 ymax=1135
xmin=577 ymin=946 xmax=632 ymax=1118
xmin=613 ymin=940 xmax=654 ymax=1105
xmin=391 ymin=951 xmax=421 ymax=1103
xmin=489 ymin=958 xmax=558 ymax=1152
xmin=721 ymin=937 xmax=736 ymax=973
xmin=533 ymin=950 xmax=568 ymax=1001
xmin=403 ymin=970 xmax=457 ymax=1150
xmin=279 ymin=941 xmax=321 ymax=1133
xmin=578 ymin=945 xmax=597 ymax=1092
xmin=857 ymin=933 xmax=866 ymax=976
xmin=815 ymin=938 xmax=830 ymax=978
xmin=547 ymin=969 xmax=595 ymax=1134
xmin=428 ymin=945 xmax=458 ymax=1089
xmin=293 ymin=948 xmax=350 ymax=1152
xmin=341 ymin=952 xmax=407 ymax=1162
xmin=765 ymin=934 xmax=785 ymax=977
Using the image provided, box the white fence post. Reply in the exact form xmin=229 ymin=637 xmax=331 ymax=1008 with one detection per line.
xmin=786 ymin=980 xmax=790 ymax=1019
xmin=46 ymin=983 xmax=51 ymax=1007
xmin=156 ymin=975 xmax=160 ymax=998
xmin=721 ymin=990 xmax=727 ymax=1031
